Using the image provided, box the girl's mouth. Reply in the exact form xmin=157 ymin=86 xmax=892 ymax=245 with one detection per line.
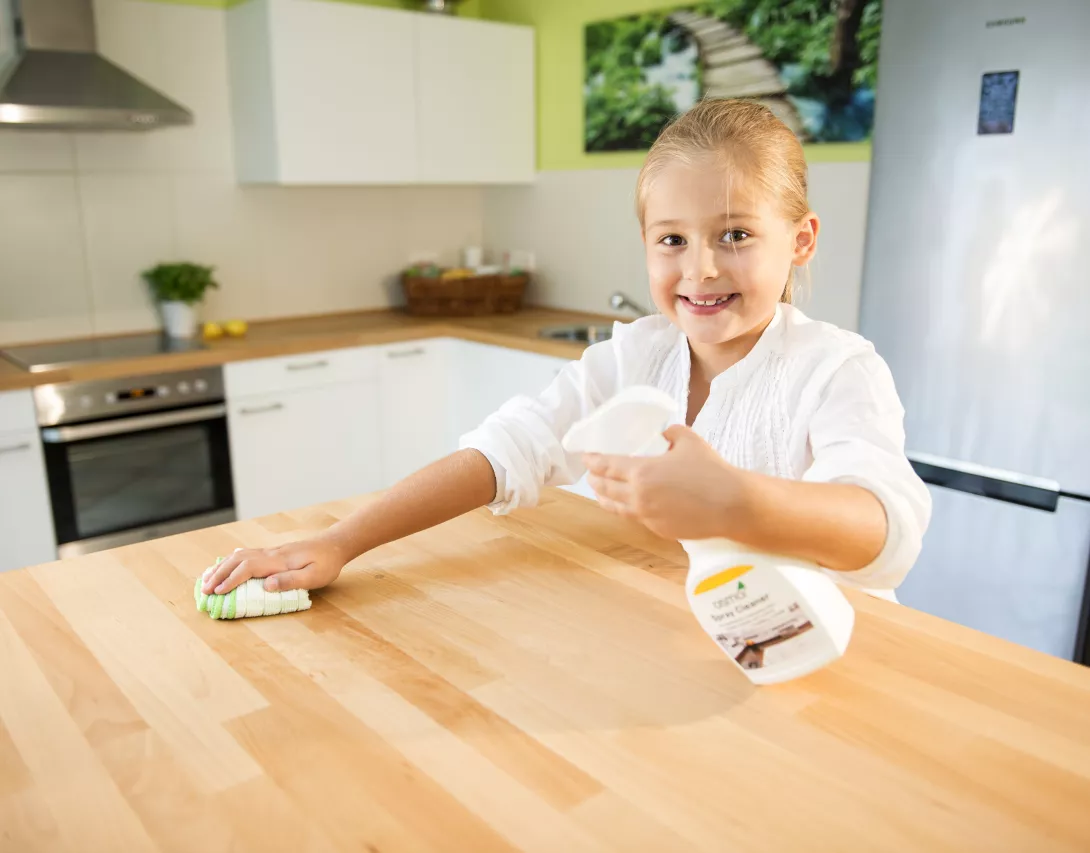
xmin=678 ymin=293 xmax=739 ymax=315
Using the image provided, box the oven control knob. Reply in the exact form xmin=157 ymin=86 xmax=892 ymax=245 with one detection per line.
xmin=79 ymin=395 xmax=93 ymax=408
xmin=105 ymin=392 xmax=116 ymax=404
xmin=177 ymin=381 xmax=191 ymax=394
xmin=157 ymin=385 xmax=170 ymax=397
xmin=194 ymin=378 xmax=208 ymax=393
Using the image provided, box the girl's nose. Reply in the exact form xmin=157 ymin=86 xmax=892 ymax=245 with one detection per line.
xmin=683 ymin=242 xmax=720 ymax=284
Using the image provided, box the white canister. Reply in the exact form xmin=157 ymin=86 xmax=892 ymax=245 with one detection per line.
xmin=462 ymin=246 xmax=483 ymax=270
xmin=160 ymin=300 xmax=198 ymax=339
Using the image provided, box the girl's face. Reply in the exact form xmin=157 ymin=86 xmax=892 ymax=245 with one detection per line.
xmin=642 ymin=159 xmax=819 ymax=353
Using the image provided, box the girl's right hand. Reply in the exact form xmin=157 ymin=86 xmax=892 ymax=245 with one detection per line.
xmin=200 ymin=536 xmax=350 ymax=596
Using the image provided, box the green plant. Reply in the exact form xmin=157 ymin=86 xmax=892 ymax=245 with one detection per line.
xmin=142 ymin=262 xmax=219 ymax=305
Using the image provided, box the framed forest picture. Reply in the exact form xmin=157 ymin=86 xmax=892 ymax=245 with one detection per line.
xmin=584 ymin=0 xmax=882 ymax=153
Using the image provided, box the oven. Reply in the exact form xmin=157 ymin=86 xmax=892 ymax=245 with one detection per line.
xmin=34 ymin=367 xmax=235 ymax=558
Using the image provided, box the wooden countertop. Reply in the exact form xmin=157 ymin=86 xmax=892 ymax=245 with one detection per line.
xmin=0 ymin=308 xmax=609 ymax=392
xmin=2 ymin=490 xmax=1089 ymax=852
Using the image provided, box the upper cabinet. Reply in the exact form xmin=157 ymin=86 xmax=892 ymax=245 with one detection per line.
xmin=225 ymin=0 xmax=535 ymax=186
xmin=415 ymin=16 xmax=535 ymax=185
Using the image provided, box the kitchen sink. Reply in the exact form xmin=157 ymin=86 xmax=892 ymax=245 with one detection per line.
xmin=539 ymin=324 xmax=614 ymax=344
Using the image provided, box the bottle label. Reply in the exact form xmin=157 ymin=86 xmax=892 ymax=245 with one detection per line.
xmin=690 ymin=565 xmax=824 ymax=671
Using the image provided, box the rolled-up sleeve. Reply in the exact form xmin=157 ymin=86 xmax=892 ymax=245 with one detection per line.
xmin=459 ymin=335 xmax=621 ymax=514
xmin=803 ymin=350 xmax=932 ymax=590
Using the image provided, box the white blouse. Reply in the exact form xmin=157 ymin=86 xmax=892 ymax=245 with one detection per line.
xmin=460 ymin=304 xmax=932 ymax=594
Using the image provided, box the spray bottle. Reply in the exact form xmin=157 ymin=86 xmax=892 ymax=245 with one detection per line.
xmin=562 ymin=386 xmax=854 ymax=685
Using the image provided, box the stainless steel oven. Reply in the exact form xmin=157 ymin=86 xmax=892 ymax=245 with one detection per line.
xmin=34 ymin=367 xmax=235 ymax=557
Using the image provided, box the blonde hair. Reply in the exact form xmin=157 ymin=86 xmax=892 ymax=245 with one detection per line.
xmin=636 ymin=98 xmax=809 ymax=304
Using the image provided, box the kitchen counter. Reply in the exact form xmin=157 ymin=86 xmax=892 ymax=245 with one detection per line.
xmin=0 ymin=308 xmax=609 ymax=391
xmin=2 ymin=490 xmax=1089 ymax=852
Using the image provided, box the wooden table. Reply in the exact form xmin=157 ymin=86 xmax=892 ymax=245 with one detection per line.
xmin=2 ymin=491 xmax=1089 ymax=852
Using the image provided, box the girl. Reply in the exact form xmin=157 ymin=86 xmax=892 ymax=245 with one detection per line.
xmin=203 ymin=99 xmax=930 ymax=600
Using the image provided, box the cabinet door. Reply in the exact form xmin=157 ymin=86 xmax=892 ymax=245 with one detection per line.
xmin=228 ymin=381 xmax=382 ymax=519
xmin=272 ymin=1 xmax=418 ymax=184
xmin=446 ymin=341 xmax=593 ymax=499
xmin=378 ymin=340 xmax=453 ymax=487
xmin=415 ymin=16 xmax=534 ymax=184
xmin=449 ymin=342 xmax=570 ymax=441
xmin=0 ymin=431 xmax=56 ymax=571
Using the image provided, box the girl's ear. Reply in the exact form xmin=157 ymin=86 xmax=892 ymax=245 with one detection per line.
xmin=793 ymin=212 xmax=820 ymax=266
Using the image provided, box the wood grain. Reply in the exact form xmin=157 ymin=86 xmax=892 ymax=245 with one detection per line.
xmin=2 ymin=489 xmax=1090 ymax=852
xmin=0 ymin=308 xmax=606 ymax=391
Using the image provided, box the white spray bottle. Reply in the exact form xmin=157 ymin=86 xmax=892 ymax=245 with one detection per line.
xmin=562 ymin=386 xmax=855 ymax=685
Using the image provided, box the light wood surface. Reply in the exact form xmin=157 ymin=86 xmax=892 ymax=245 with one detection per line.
xmin=2 ymin=490 xmax=1089 ymax=852
xmin=0 ymin=308 xmax=606 ymax=391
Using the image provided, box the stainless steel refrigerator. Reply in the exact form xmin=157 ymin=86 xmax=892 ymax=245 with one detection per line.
xmin=860 ymin=0 xmax=1090 ymax=661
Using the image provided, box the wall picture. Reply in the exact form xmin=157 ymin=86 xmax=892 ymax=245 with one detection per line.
xmin=584 ymin=0 xmax=882 ymax=152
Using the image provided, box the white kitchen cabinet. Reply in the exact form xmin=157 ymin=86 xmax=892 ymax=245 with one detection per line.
xmin=0 ymin=429 xmax=57 ymax=571
xmin=226 ymin=359 xmax=383 ymax=519
xmin=447 ymin=341 xmax=595 ymax=500
xmin=377 ymin=339 xmax=454 ymax=487
xmin=415 ymin=16 xmax=535 ymax=184
xmin=449 ymin=341 xmax=570 ymax=441
xmin=0 ymin=387 xmax=37 ymax=432
xmin=227 ymin=0 xmax=418 ymax=184
xmin=226 ymin=0 xmax=534 ymax=185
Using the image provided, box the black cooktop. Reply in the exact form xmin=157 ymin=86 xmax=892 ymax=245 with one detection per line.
xmin=1 ymin=333 xmax=207 ymax=373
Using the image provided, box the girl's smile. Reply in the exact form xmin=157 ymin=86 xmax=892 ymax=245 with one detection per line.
xmin=677 ymin=292 xmax=740 ymax=314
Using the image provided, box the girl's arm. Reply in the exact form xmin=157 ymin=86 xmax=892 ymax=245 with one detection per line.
xmin=204 ymin=321 xmax=632 ymax=595
xmin=583 ymin=427 xmax=889 ymax=571
xmin=586 ymin=351 xmax=931 ymax=588
xmin=202 ymin=449 xmax=498 ymax=594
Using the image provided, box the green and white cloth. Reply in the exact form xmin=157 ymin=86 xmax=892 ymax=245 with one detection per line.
xmin=194 ymin=557 xmax=312 ymax=620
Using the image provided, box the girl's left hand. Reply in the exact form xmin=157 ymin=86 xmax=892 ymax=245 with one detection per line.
xmin=583 ymin=425 xmax=746 ymax=541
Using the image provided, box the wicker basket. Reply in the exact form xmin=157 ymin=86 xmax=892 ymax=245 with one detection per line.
xmin=401 ymin=272 xmax=529 ymax=317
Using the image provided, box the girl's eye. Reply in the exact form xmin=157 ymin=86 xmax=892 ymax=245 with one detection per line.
xmin=659 ymin=234 xmax=685 ymax=247
xmin=721 ymin=229 xmax=750 ymax=244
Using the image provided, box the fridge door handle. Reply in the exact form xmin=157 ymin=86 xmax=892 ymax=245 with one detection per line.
xmin=907 ymin=452 xmax=1060 ymax=512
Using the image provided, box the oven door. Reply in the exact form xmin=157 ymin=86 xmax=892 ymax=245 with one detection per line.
xmin=41 ymin=403 xmax=235 ymax=557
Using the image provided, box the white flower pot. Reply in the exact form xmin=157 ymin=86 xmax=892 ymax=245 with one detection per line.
xmin=160 ymin=301 xmax=198 ymax=339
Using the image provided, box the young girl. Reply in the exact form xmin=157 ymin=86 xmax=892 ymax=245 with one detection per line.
xmin=203 ymin=99 xmax=930 ymax=600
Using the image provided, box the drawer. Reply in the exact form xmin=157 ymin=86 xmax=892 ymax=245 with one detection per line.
xmin=225 ymin=345 xmax=381 ymax=399
xmin=0 ymin=389 xmax=37 ymax=432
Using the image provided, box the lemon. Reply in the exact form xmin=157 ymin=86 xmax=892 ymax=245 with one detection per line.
xmin=224 ymin=320 xmax=249 ymax=337
xmin=202 ymin=322 xmax=225 ymax=339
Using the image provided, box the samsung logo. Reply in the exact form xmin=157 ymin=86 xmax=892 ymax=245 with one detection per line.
xmin=986 ymin=17 xmax=1025 ymax=28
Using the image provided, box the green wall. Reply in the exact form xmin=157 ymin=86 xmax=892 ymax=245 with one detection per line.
xmin=480 ymin=0 xmax=870 ymax=171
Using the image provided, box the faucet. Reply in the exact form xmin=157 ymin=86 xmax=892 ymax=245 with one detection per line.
xmin=609 ymin=291 xmax=650 ymax=317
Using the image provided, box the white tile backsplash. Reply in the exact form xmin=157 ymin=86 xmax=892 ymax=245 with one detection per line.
xmin=79 ymin=174 xmax=176 ymax=335
xmin=0 ymin=0 xmax=485 ymax=345
xmin=0 ymin=131 xmax=76 ymax=173
xmin=171 ymin=171 xmax=265 ymax=321
xmin=0 ymin=175 xmax=93 ymax=344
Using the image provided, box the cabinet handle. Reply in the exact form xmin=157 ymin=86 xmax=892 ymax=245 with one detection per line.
xmin=0 ymin=441 xmax=31 ymax=455
xmin=239 ymin=403 xmax=284 ymax=416
xmin=386 ymin=347 xmax=426 ymax=359
xmin=285 ymin=359 xmax=330 ymax=372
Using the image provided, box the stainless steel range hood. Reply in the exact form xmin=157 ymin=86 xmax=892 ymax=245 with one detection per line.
xmin=0 ymin=0 xmax=192 ymax=130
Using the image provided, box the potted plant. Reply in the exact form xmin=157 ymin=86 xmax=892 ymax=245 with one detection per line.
xmin=142 ymin=262 xmax=219 ymax=339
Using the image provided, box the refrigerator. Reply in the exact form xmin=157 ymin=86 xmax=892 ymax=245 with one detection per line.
xmin=860 ymin=0 xmax=1090 ymax=661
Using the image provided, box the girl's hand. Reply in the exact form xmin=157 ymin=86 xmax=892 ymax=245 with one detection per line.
xmin=200 ymin=536 xmax=349 ymax=595
xmin=583 ymin=425 xmax=746 ymax=541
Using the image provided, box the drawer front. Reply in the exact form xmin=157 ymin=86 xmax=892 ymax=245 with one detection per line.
xmin=225 ymin=345 xmax=381 ymax=399
xmin=0 ymin=389 xmax=37 ymax=432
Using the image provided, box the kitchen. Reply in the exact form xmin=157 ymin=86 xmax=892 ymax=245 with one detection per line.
xmin=2 ymin=0 xmax=1089 ymax=850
